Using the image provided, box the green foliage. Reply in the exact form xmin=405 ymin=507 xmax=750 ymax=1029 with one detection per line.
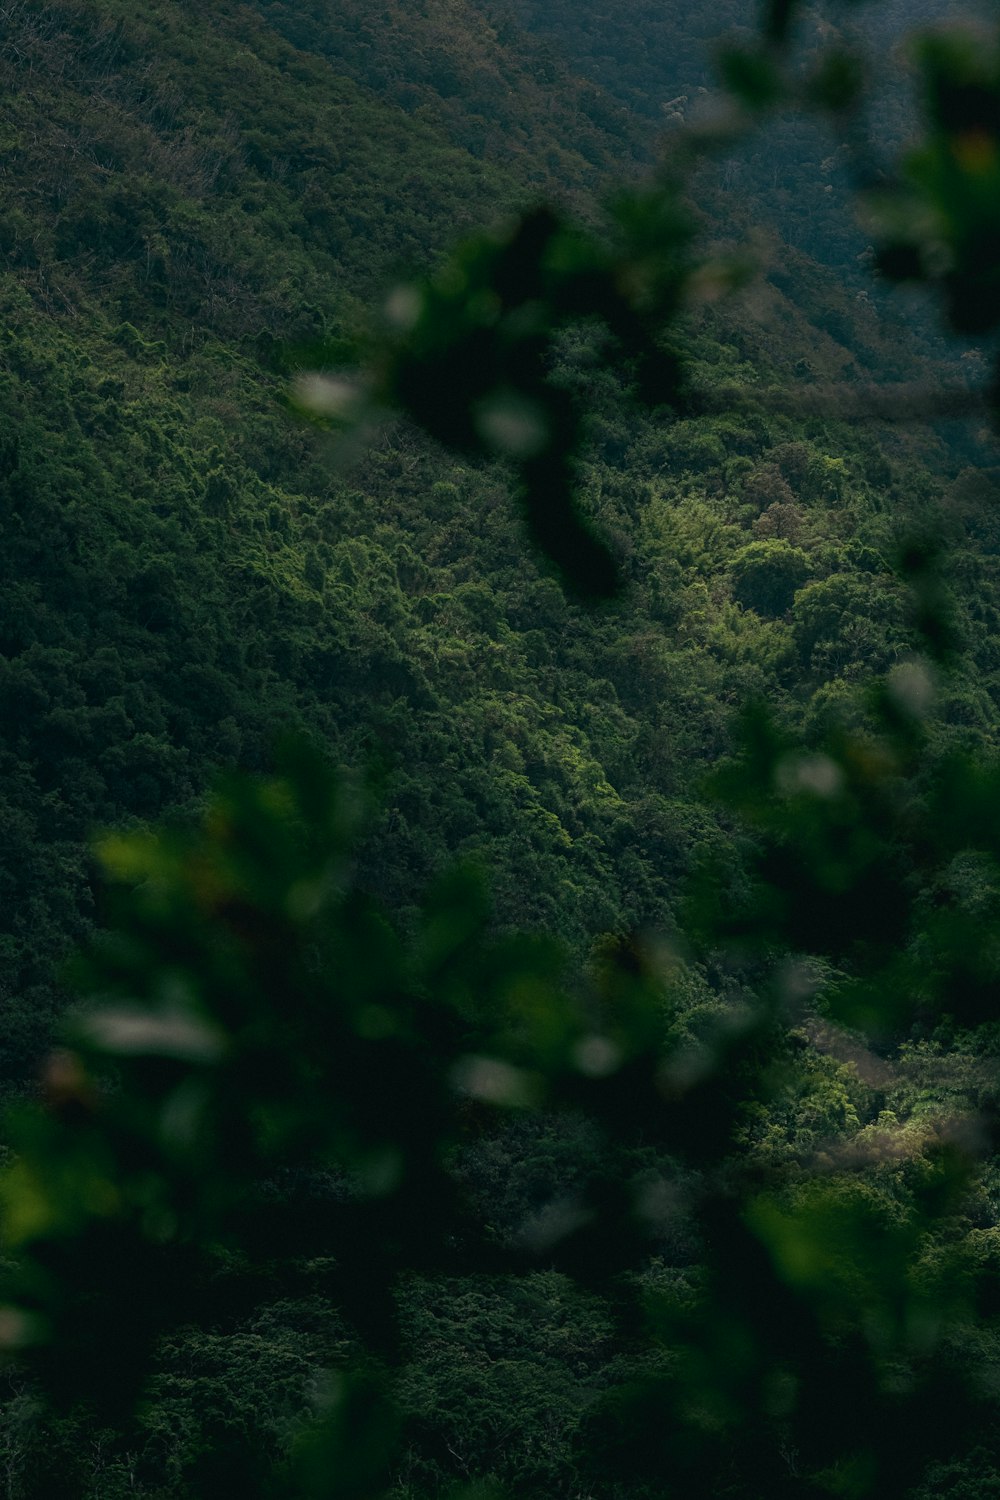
xmin=5 ymin=690 xmax=1000 ymax=1496
xmin=729 ymin=538 xmax=813 ymax=616
xmin=344 ymin=200 xmax=691 ymax=599
xmin=3 ymin=2 xmax=1000 ymax=1498
xmin=395 ymin=1271 xmax=614 ymax=1495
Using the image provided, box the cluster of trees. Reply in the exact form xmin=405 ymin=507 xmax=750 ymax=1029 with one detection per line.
xmin=2 ymin=0 xmax=1000 ymax=1496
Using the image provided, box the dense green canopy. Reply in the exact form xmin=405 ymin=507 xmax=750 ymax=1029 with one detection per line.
xmin=2 ymin=1 xmax=1000 ymax=1497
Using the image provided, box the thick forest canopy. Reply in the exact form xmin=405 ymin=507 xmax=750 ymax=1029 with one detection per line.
xmin=4 ymin=2 xmax=1000 ymax=1498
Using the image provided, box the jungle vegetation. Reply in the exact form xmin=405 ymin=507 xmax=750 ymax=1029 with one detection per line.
xmin=2 ymin=0 xmax=1000 ymax=1496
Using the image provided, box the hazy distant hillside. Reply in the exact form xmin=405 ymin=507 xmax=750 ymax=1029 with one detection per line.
xmin=476 ymin=0 xmax=983 ymax=287
xmin=484 ymin=0 xmax=978 ymax=121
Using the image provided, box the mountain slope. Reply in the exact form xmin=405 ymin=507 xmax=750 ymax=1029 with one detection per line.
xmin=0 ymin=0 xmax=996 ymax=1077
xmin=4 ymin=4 xmax=1000 ymax=1498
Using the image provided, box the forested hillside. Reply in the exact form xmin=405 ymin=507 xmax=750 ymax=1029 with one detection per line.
xmin=3 ymin=0 xmax=1000 ymax=1495
xmin=0 ymin=0 xmax=986 ymax=1075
